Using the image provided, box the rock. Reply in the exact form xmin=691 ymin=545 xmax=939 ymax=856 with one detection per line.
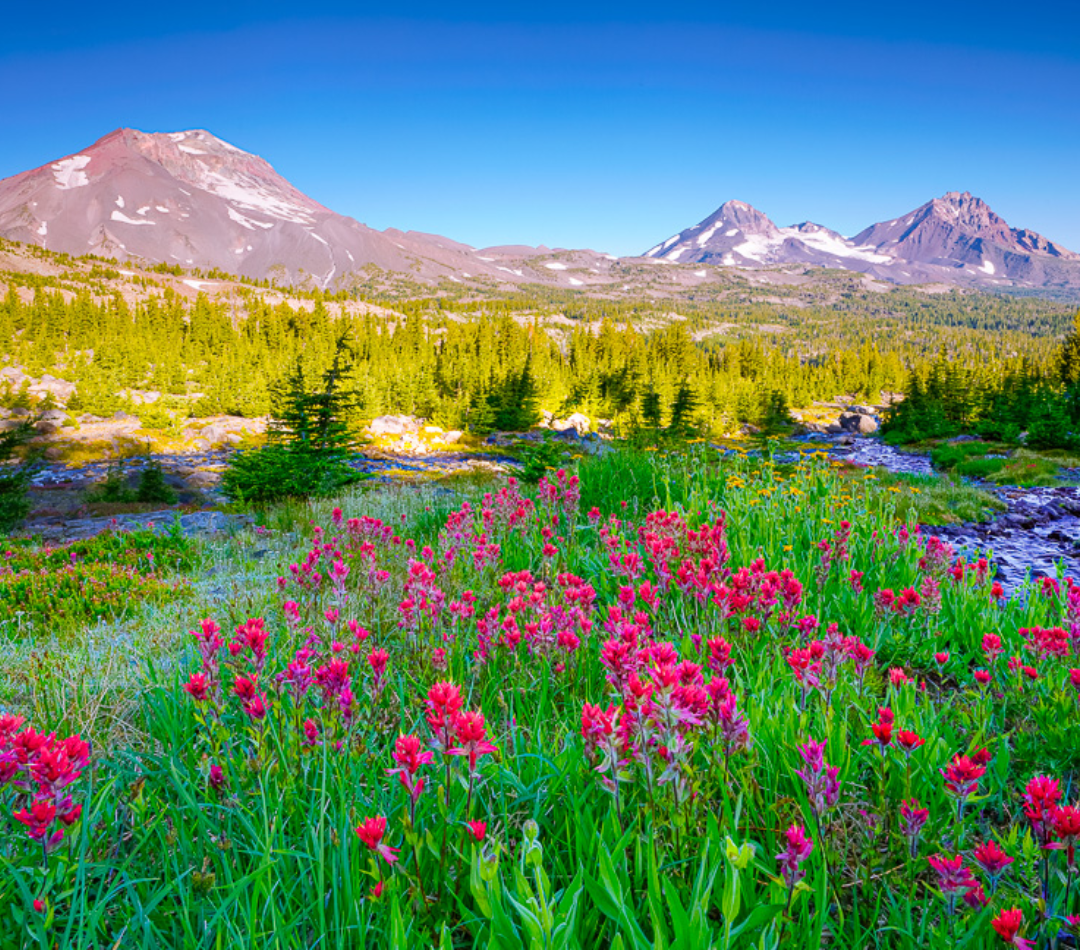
xmin=839 ymin=412 xmax=878 ymax=435
xmin=423 ymin=425 xmax=444 ymax=435
xmin=112 ymin=411 xmax=138 ymax=422
xmin=553 ymin=412 xmax=590 ymax=436
xmin=368 ymin=415 xmax=421 ymax=437
xmin=443 ymin=430 xmax=463 ymax=444
xmin=184 ymin=470 xmax=221 ymax=490
xmin=198 ymin=425 xmax=229 ymax=445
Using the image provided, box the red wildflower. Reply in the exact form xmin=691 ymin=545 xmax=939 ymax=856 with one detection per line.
xmin=927 ymin=852 xmax=975 ymax=896
xmin=862 ymin=707 xmax=893 ymax=750
xmin=355 ymin=816 xmax=400 ymax=864
xmin=992 ymin=908 xmax=1035 ymax=949
xmin=972 ymin=840 xmax=1014 ymax=891
xmin=183 ymin=673 xmax=210 ymax=702
xmin=940 ymin=754 xmax=985 ymax=817
xmin=448 ymin=711 xmax=498 ymax=774
xmin=896 ymin=730 xmax=925 ymax=755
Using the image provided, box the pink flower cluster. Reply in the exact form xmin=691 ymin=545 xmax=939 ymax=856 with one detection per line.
xmin=1 ymin=714 xmax=89 ymax=850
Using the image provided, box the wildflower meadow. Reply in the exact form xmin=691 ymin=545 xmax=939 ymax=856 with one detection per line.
xmin=3 ymin=447 xmax=1080 ymax=948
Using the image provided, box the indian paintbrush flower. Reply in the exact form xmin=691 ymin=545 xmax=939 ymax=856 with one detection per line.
xmin=355 ymin=816 xmax=400 ymax=865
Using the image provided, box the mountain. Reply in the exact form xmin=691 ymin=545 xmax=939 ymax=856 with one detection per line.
xmin=0 ymin=128 xmax=562 ymax=288
xmin=2 ymin=128 xmax=1079 ymax=296
xmin=852 ymin=191 xmax=1080 ymax=285
xmin=645 ymin=193 xmax=1080 ymax=292
xmin=644 ymin=200 xmax=898 ymax=274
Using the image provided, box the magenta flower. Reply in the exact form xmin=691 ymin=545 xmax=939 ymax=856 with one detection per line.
xmin=447 ymin=711 xmax=498 ymax=774
xmin=386 ymin=733 xmax=435 ymax=810
xmin=899 ymin=799 xmax=929 ymax=858
xmin=355 ymin=816 xmax=400 ymax=865
xmin=794 ymin=739 xmax=840 ymax=819
xmin=940 ymin=754 xmax=985 ymax=819
xmin=776 ymin=823 xmax=814 ymax=888
xmin=972 ymin=840 xmax=1014 ymax=894
xmin=927 ymin=853 xmax=975 ymax=914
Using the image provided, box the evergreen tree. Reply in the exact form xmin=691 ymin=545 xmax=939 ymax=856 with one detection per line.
xmin=668 ymin=380 xmax=698 ymax=440
xmin=268 ymin=332 xmax=359 ymax=458
xmin=0 ymin=417 xmax=40 ymax=533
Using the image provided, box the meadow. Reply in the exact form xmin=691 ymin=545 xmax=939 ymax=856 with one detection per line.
xmin=2 ymin=447 xmax=1078 ymax=949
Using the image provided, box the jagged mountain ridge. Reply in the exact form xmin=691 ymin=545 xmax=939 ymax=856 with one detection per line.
xmin=645 ymin=193 xmax=1080 ymax=291
xmin=1 ymin=128 xmax=1078 ymax=295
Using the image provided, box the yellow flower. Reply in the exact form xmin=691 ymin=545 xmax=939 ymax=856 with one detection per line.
xmin=783 ymin=544 xmax=793 ymax=552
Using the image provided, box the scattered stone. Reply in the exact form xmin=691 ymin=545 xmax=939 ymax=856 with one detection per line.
xmin=368 ymin=415 xmax=421 ymax=436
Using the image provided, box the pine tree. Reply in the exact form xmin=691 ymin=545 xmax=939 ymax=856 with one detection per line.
xmin=0 ymin=416 xmax=40 ymax=533
xmin=268 ymin=332 xmax=359 ymax=458
xmin=668 ymin=380 xmax=698 ymax=440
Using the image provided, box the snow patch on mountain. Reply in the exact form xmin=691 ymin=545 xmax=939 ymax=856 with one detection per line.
xmin=51 ymin=155 xmax=91 ymax=190
xmin=227 ymin=207 xmax=275 ymax=230
xmin=110 ymin=210 xmax=155 ymax=226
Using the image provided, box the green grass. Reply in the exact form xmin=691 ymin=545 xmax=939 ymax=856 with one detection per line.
xmin=1 ymin=448 xmax=1076 ymax=949
xmin=924 ymin=439 xmax=1080 ymax=487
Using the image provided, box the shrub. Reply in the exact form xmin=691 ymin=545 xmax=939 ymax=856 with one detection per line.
xmin=85 ymin=463 xmax=136 ymax=504
xmin=135 ymin=460 xmax=178 ymax=504
xmin=220 ymin=444 xmax=365 ymax=504
xmin=517 ymin=437 xmax=568 ymax=484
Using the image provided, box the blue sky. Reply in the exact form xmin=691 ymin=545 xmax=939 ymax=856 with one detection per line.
xmin=2 ymin=1 xmax=1078 ymax=256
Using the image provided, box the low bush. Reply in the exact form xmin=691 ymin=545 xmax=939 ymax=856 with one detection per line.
xmin=134 ymin=459 xmax=177 ymax=504
xmin=220 ymin=444 xmax=366 ymax=504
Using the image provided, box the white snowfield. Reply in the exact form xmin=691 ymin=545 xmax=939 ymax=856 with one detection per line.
xmin=783 ymin=227 xmax=891 ymax=264
xmin=228 ymin=206 xmax=276 ymax=230
xmin=52 ymin=155 xmax=91 ymax=190
xmin=110 ymin=210 xmax=155 ymax=226
xmin=543 ymin=262 xmax=568 ymax=270
xmin=980 ymin=260 xmax=995 ymax=274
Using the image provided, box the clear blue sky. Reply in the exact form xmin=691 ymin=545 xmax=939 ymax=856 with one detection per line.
xmin=2 ymin=1 xmax=1078 ymax=256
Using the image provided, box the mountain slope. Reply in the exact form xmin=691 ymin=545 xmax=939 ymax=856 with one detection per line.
xmin=643 ymin=200 xmax=896 ymax=273
xmin=644 ymin=193 xmax=1080 ymax=292
xmin=852 ymin=191 xmax=1080 ymax=286
xmin=0 ymin=128 xmax=533 ymax=288
xmin=3 ymin=129 xmax=1078 ymax=296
